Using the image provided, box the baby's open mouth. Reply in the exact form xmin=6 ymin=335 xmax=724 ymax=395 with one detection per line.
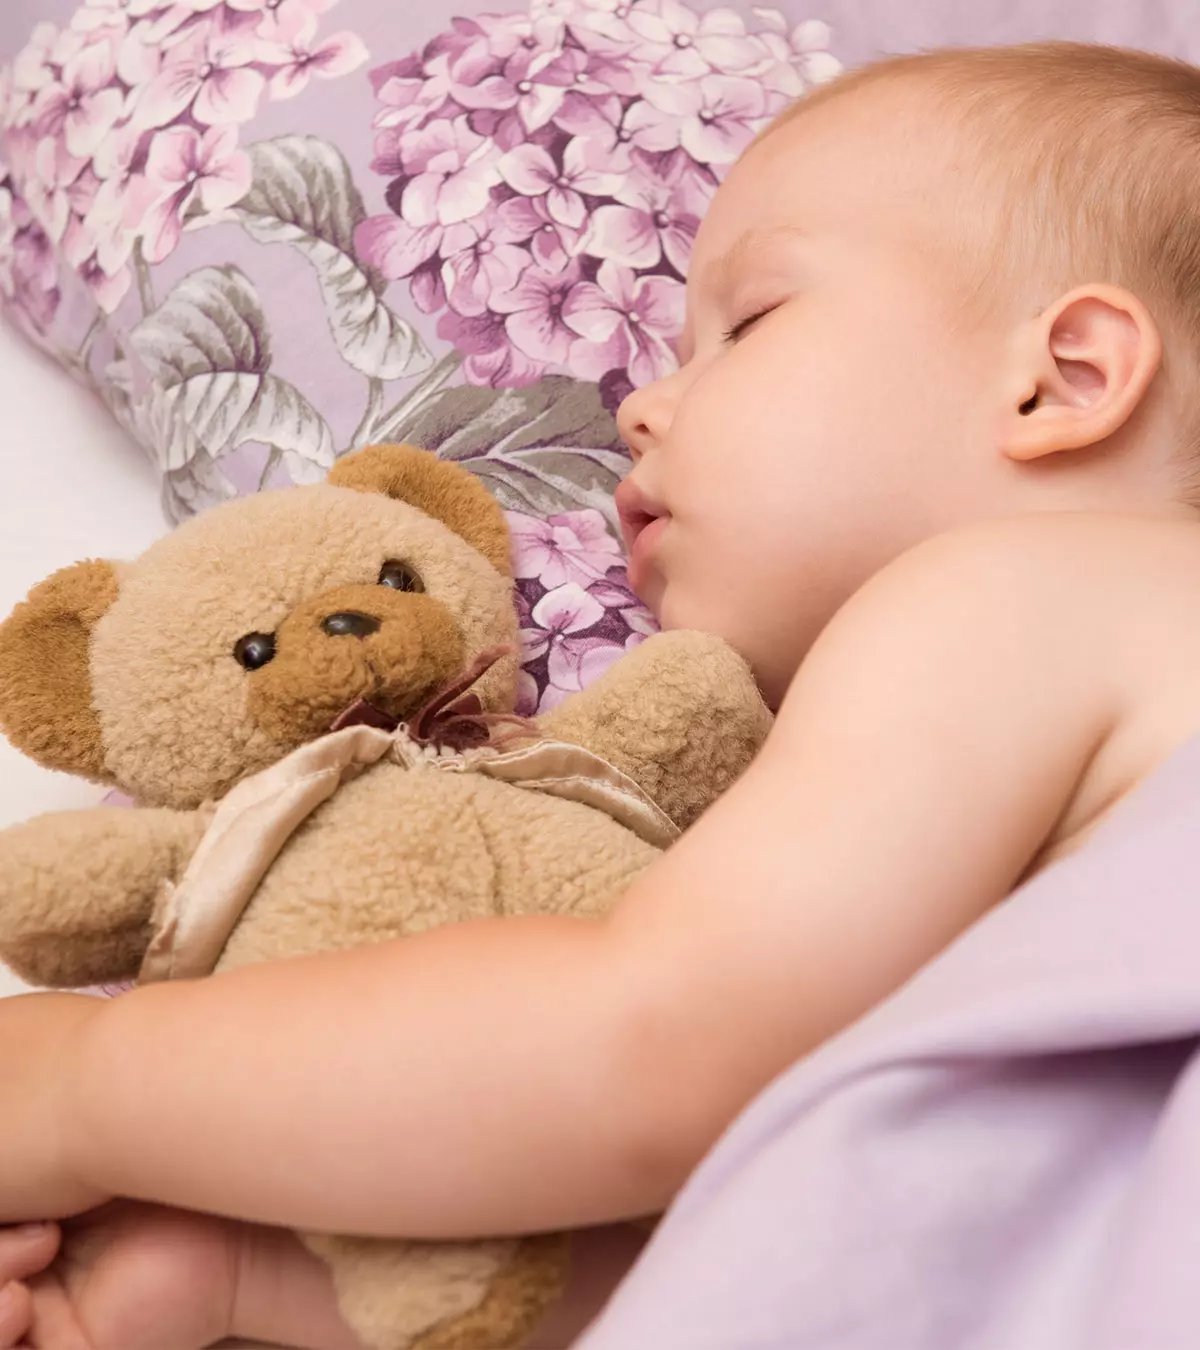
xmin=615 ymin=477 xmax=666 ymax=555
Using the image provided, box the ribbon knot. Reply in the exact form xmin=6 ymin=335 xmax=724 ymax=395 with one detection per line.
xmin=330 ymin=645 xmax=535 ymax=753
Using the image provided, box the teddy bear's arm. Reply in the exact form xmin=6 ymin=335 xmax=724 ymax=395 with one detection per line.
xmin=0 ymin=806 xmax=210 ymax=988
xmin=536 ymin=630 xmax=773 ymax=831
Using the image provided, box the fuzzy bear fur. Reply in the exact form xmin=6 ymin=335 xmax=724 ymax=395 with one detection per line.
xmin=0 ymin=444 xmax=771 ymax=1350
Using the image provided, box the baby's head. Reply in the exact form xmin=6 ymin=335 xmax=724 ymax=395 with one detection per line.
xmin=617 ymin=42 xmax=1200 ymax=706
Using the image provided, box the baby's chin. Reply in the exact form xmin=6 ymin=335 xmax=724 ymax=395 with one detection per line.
xmin=628 ymin=569 xmax=665 ymax=625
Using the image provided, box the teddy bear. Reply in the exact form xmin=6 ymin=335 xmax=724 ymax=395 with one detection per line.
xmin=0 ymin=442 xmax=772 ymax=1350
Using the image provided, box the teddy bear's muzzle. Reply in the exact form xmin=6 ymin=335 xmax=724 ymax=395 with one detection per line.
xmin=244 ymin=584 xmax=468 ymax=749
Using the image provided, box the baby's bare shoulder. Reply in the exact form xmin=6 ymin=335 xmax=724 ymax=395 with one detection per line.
xmin=860 ymin=512 xmax=1200 ymax=861
xmin=865 ymin=511 xmax=1200 ymax=632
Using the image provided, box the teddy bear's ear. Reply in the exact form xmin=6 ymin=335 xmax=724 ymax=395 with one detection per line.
xmin=328 ymin=443 xmax=512 ymax=577
xmin=0 ymin=560 xmax=119 ymax=782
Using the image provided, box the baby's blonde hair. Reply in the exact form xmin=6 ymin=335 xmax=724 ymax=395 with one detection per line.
xmin=769 ymin=42 xmax=1200 ymax=490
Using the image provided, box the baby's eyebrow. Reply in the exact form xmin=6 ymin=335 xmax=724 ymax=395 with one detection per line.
xmin=702 ymin=225 xmax=809 ymax=296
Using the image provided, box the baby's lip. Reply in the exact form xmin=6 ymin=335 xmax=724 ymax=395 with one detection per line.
xmin=615 ymin=476 xmax=667 ymax=555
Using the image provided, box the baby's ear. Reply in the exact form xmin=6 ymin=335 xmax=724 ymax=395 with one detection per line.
xmin=1000 ymin=284 xmax=1162 ymax=463
xmin=0 ymin=560 xmax=120 ymax=782
xmin=329 ymin=443 xmax=513 ymax=577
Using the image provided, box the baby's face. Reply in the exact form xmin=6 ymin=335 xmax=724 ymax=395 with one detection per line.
xmin=617 ymin=89 xmax=1011 ymax=706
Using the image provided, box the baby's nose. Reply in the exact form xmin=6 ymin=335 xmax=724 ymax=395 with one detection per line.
xmin=320 ymin=611 xmax=381 ymax=639
xmin=618 ymin=389 xmax=661 ymax=461
xmin=617 ymin=372 xmax=679 ymax=461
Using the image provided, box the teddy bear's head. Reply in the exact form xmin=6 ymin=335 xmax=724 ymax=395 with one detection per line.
xmin=0 ymin=444 xmax=520 ymax=809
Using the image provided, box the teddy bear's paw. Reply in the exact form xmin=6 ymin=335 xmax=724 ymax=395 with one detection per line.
xmin=0 ymin=806 xmax=206 ymax=988
xmin=303 ymin=1231 xmax=570 ymax=1350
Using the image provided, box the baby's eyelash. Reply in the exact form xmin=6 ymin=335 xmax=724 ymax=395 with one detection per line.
xmin=722 ymin=308 xmax=773 ymax=344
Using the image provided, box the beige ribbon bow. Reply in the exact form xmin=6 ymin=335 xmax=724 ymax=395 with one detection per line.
xmin=139 ymin=723 xmax=679 ymax=985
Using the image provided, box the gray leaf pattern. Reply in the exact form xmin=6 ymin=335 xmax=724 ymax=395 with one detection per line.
xmin=233 ymin=137 xmax=432 ymax=382
xmin=103 ymin=265 xmax=334 ymax=499
xmin=387 ymin=377 xmax=629 ymax=524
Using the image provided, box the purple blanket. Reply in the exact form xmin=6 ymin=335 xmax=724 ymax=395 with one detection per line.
xmin=579 ymin=734 xmax=1200 ymax=1348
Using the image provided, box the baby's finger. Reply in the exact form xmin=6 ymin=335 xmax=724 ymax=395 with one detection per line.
xmin=0 ymin=1229 xmax=59 ymax=1286
xmin=0 ymin=1281 xmax=33 ymax=1348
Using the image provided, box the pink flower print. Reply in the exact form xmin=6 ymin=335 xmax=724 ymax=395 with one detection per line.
xmin=562 ymin=0 xmax=645 ymax=55
xmin=397 ymin=117 xmax=502 ymax=228
xmin=252 ymin=0 xmax=338 ymax=42
xmin=10 ymin=24 xmax=58 ymax=121
xmin=370 ymin=55 xmax=450 ymax=143
xmin=627 ymin=0 xmax=767 ymax=79
xmin=90 ymin=123 xmax=149 ymax=272
xmin=22 ymin=167 xmax=72 ymax=247
xmin=91 ymin=120 xmax=146 ymax=183
xmin=509 ymin=510 xmax=623 ymax=589
xmin=631 ymin=72 xmax=767 ymax=164
xmin=498 ymin=139 xmax=624 ymax=231
xmin=8 ymin=219 xmax=61 ymax=340
xmin=76 ymin=0 xmax=139 ymax=29
xmin=264 ymin=20 xmax=368 ymax=101
xmin=450 ymin=41 xmax=582 ymax=137
xmin=356 ymin=215 xmax=438 ymax=280
xmin=564 ymin=261 xmax=684 ymax=387
xmin=69 ymin=231 xmax=131 ymax=314
xmin=436 ymin=307 xmax=547 ymax=388
xmin=585 ymin=148 xmax=712 ymax=272
xmin=557 ymin=43 xmax=642 ymax=100
xmin=431 ymin=12 xmax=565 ymax=77
xmin=623 ymin=602 xmax=659 ymax=642
xmin=755 ymin=16 xmax=841 ymax=105
xmin=355 ymin=213 xmax=474 ymax=282
xmin=133 ymin=125 xmax=252 ymax=263
xmin=496 ymin=192 xmax=588 ymax=273
xmin=126 ymin=0 xmax=222 ymax=16
xmin=552 ymin=89 xmax=635 ymax=173
xmin=63 ymin=164 xmax=102 ymax=229
xmin=546 ymin=636 xmax=624 ymax=698
xmin=30 ymin=42 xmax=124 ymax=161
xmin=410 ymin=256 xmax=448 ymax=315
xmin=124 ymin=0 xmax=224 ymax=48
xmin=491 ymin=261 xmax=591 ymax=366
xmin=523 ymin=584 xmax=620 ymax=694
xmin=132 ymin=22 xmax=266 ymax=129
xmin=115 ymin=18 xmax=165 ymax=89
xmin=441 ymin=225 xmax=530 ymax=318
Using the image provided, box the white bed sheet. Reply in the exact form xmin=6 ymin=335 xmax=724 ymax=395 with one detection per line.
xmin=0 ymin=325 xmax=268 ymax=1347
xmin=0 ymin=323 xmax=165 ymax=995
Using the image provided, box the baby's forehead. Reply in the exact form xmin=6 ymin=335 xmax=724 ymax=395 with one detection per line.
xmin=694 ymin=94 xmax=960 ymax=268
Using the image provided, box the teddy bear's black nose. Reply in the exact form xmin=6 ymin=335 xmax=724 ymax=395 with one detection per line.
xmin=321 ymin=612 xmax=381 ymax=639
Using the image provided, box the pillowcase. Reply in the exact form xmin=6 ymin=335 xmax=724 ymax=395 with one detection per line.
xmin=0 ymin=0 xmax=838 ymax=712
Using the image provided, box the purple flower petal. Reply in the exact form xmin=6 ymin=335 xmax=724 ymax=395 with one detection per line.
xmin=498 ymin=143 xmax=556 ymax=196
xmin=584 ymin=202 xmax=661 ymax=270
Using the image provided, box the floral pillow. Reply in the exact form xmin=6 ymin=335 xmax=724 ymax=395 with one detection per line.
xmin=0 ymin=0 xmax=839 ymax=712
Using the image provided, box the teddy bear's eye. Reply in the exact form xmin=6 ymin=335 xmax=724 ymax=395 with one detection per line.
xmin=378 ymin=560 xmax=424 ymax=593
xmin=233 ymin=632 xmax=277 ymax=670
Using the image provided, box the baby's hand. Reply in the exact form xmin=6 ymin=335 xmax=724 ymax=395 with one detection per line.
xmin=0 ymin=1202 xmax=241 ymax=1350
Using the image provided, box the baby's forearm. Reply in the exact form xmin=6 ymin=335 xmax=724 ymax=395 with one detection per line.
xmin=61 ymin=912 xmax=697 ymax=1238
xmin=231 ymin=1223 xmax=368 ymax=1350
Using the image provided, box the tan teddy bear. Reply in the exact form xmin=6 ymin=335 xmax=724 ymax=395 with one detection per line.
xmin=0 ymin=443 xmax=772 ymax=1350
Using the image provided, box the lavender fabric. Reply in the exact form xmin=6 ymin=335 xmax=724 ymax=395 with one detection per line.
xmin=579 ymin=734 xmax=1200 ymax=1349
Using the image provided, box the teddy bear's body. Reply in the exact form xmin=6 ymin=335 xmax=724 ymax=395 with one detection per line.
xmin=219 ymin=755 xmax=660 ymax=971
xmin=0 ymin=445 xmax=772 ymax=1350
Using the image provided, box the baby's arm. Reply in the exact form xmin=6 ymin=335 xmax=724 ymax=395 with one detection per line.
xmin=8 ymin=519 xmax=1117 ymax=1236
